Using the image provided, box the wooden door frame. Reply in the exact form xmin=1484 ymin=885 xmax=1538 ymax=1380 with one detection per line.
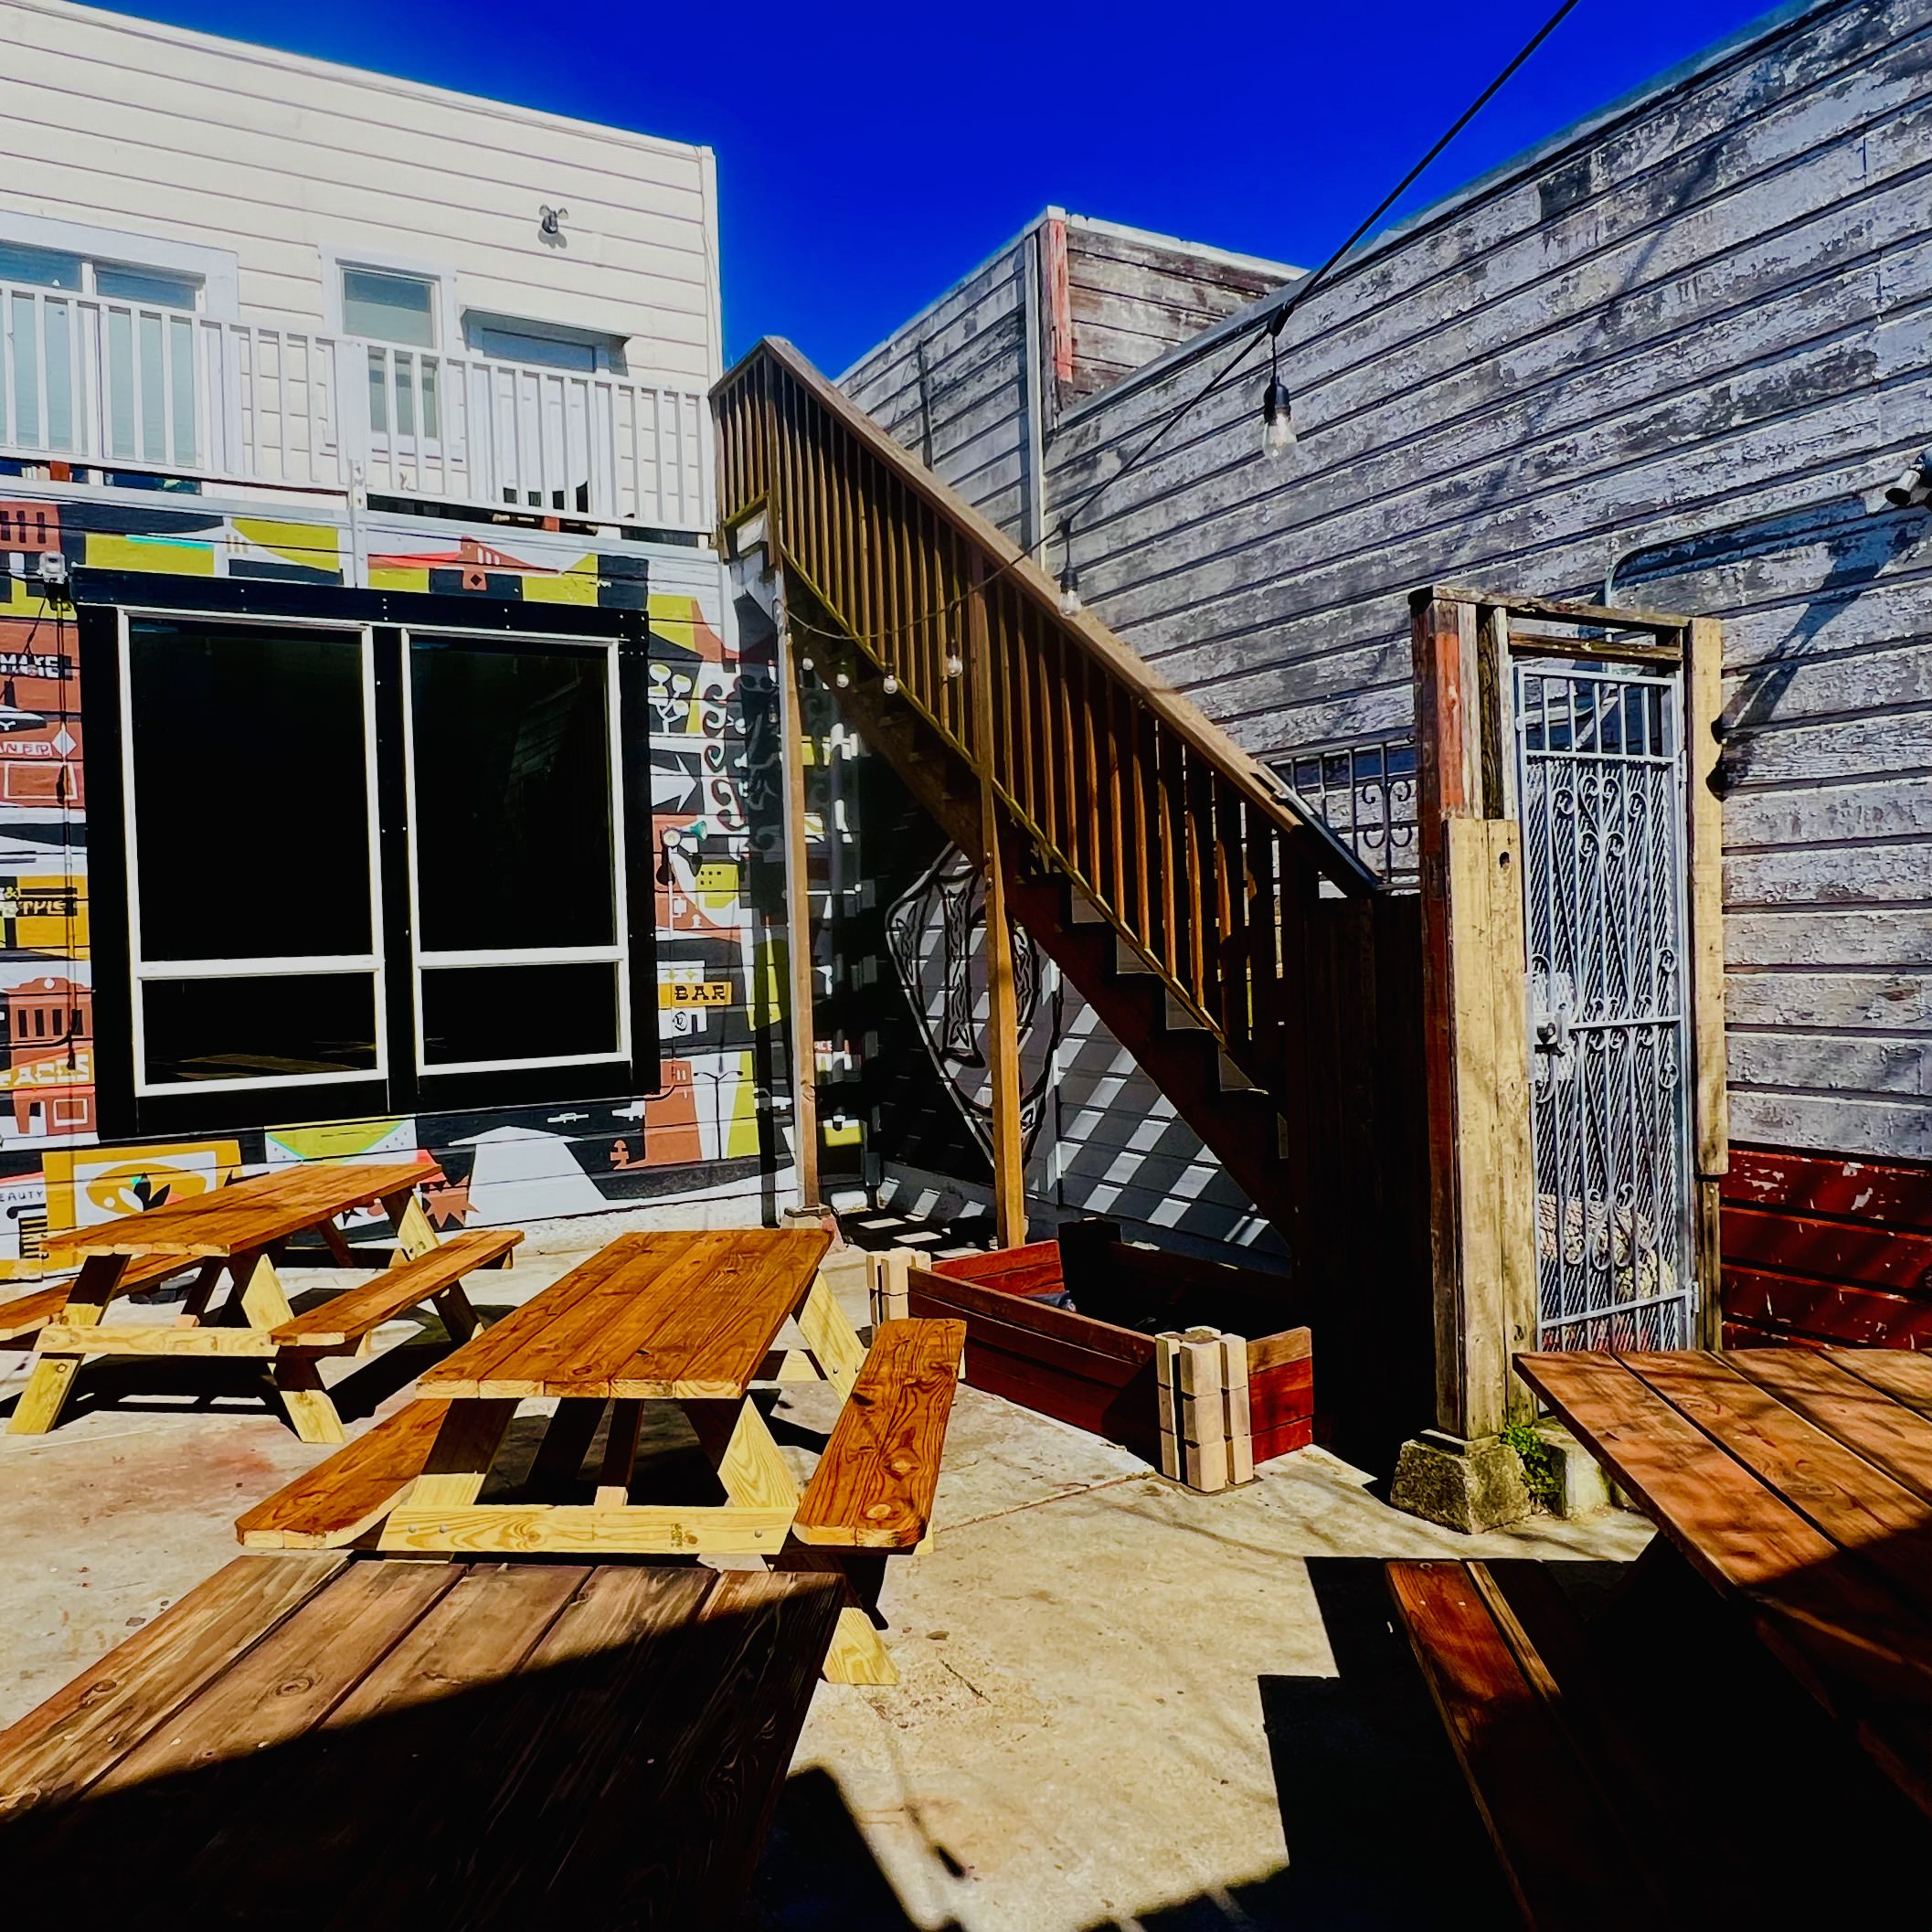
xmin=1410 ymin=586 xmax=1726 ymax=1438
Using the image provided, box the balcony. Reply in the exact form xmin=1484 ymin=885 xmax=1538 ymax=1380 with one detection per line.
xmin=0 ymin=281 xmax=712 ymax=534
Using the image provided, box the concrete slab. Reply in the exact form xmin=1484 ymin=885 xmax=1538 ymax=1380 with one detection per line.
xmin=0 ymin=1209 xmax=1652 ymax=1930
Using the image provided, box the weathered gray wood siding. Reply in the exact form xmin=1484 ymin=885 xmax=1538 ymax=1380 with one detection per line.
xmin=1044 ymin=0 xmax=1931 ymax=1162
xmin=1057 ymin=218 xmax=1292 ymax=411
xmin=839 ymin=235 xmax=1037 ymax=541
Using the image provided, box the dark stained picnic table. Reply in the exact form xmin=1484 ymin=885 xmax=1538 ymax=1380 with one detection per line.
xmin=0 ymin=1552 xmax=839 ymax=1927
xmin=1519 ymin=1345 xmax=1932 ymax=1820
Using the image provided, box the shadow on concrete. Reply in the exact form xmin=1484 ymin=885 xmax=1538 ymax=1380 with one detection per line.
xmin=744 ymin=1557 xmax=1516 ymax=1932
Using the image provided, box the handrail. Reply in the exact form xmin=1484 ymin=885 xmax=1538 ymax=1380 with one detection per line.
xmin=718 ymin=336 xmax=1374 ymax=894
xmin=713 ymin=334 xmax=1379 ymax=1104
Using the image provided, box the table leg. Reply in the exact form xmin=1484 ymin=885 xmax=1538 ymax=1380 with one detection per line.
xmin=795 ymin=1273 xmax=867 ymax=1402
xmin=9 ymin=1254 xmax=127 ymax=1435
xmin=174 ymin=1258 xmax=227 ymax=1328
xmin=382 ymin=1190 xmax=441 ymax=1261
xmin=685 ymin=1397 xmax=802 ymax=1513
xmin=408 ymin=1398 xmax=517 ymax=1511
xmin=239 ymin=1251 xmax=346 ymax=1446
xmin=595 ymin=1399 xmax=646 ymax=1507
xmin=430 ymin=1283 xmax=483 ymax=1344
xmin=775 ymin=1543 xmax=897 ymax=1686
xmin=526 ymin=1399 xmax=607 ymax=1500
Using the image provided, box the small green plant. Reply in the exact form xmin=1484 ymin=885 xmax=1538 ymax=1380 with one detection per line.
xmin=1501 ymin=1420 xmax=1562 ymax=1508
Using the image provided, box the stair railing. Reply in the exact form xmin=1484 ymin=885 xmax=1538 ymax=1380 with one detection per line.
xmin=713 ymin=336 xmax=1379 ymax=1099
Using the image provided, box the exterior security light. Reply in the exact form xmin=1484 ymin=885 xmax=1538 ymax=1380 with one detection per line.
xmin=1881 ymin=450 xmax=1932 ymax=509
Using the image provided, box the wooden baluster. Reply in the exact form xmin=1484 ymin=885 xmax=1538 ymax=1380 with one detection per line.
xmin=1158 ymin=731 xmax=1183 ymax=983
xmin=1107 ymin=678 xmax=1128 ymax=922
xmin=1079 ymin=650 xmax=1103 ymax=896
xmin=1131 ymin=701 xmax=1153 ymax=960
xmin=1220 ymin=779 xmax=1249 ymax=1055
xmin=1246 ymin=809 xmax=1284 ymax=1081
xmin=1186 ymin=755 xmax=1214 ymax=1015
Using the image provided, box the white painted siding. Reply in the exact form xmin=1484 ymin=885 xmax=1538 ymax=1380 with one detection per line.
xmin=0 ymin=0 xmax=720 ymax=385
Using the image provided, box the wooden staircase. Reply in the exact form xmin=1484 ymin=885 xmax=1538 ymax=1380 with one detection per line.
xmin=713 ymin=340 xmax=1430 ymax=1440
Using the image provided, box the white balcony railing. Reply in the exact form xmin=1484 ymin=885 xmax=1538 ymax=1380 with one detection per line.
xmin=0 ymin=281 xmax=713 ymax=533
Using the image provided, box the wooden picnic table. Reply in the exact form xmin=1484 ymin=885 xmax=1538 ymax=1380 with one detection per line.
xmin=1518 ymin=1346 xmax=1932 ymax=1821
xmin=238 ymin=1226 xmax=966 ymax=1684
xmin=0 ymin=1552 xmax=840 ymax=1927
xmin=14 ymin=1159 xmax=519 ymax=1445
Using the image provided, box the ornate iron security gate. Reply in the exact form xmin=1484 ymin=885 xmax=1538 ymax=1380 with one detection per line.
xmin=1514 ymin=662 xmax=1697 ymax=1350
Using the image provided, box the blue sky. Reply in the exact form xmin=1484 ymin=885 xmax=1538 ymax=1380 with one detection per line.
xmin=119 ymin=0 xmax=1788 ymax=371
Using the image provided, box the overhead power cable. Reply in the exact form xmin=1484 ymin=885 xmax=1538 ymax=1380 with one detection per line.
xmin=786 ymin=0 xmax=1587 ymax=653
xmin=1054 ymin=0 xmax=1587 ymax=544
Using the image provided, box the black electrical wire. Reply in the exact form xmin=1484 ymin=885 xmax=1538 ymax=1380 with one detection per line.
xmin=1055 ymin=0 xmax=1587 ymax=543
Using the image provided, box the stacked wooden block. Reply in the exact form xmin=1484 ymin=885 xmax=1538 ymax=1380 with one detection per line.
xmin=1155 ymin=1328 xmax=1254 ymax=1492
xmin=867 ymin=1248 xmax=915 ymax=1325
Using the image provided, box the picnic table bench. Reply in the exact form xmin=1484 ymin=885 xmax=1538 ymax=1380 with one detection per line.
xmin=1389 ymin=1345 xmax=1932 ymax=1929
xmin=0 ymin=1551 xmax=840 ymax=1927
xmin=238 ymin=1227 xmax=966 ymax=1683
xmin=10 ymin=1159 xmax=519 ymax=1443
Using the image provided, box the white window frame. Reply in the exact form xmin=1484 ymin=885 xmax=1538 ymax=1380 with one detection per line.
xmin=0 ymin=212 xmax=236 ymax=315
xmin=118 ymin=609 xmax=387 ymax=1098
xmin=400 ymin=625 xmax=632 ymax=1077
xmin=321 ymin=245 xmax=460 ymax=349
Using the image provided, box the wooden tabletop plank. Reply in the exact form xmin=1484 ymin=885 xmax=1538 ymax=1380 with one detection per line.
xmin=606 ymin=1231 xmax=831 ymax=1399
xmin=0 ymin=1553 xmax=346 ymax=1813
xmin=94 ymin=1559 xmax=464 ymax=1796
xmin=420 ymin=1228 xmax=830 ymax=1400
xmin=323 ymin=1566 xmax=725 ymax=1927
xmin=1729 ymin=1348 xmax=1932 ymax=1507
xmin=41 ymin=1158 xmax=444 ymax=1261
xmin=1831 ymin=1347 xmax=1932 ymax=1419
xmin=1517 ymin=1351 xmax=1932 ymax=1706
xmin=418 ymin=1233 xmax=696 ymax=1397
xmin=1619 ymin=1352 xmax=1932 ymax=1620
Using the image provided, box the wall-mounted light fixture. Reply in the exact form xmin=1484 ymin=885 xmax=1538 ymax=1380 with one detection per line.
xmin=1869 ymin=448 xmax=1932 ymax=513
xmin=539 ymin=205 xmax=569 ymax=246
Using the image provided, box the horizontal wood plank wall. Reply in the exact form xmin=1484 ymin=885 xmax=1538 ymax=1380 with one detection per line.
xmin=1722 ymin=1142 xmax=1932 ymax=1348
xmin=0 ymin=0 xmax=719 ymax=382
xmin=837 ymin=237 xmax=1036 ymax=540
xmin=1034 ymin=0 xmax=1932 ymax=1168
xmin=1056 ymin=219 xmax=1294 ymax=413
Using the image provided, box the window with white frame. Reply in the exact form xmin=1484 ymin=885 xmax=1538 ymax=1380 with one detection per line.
xmin=337 ymin=264 xmax=443 ymax=442
xmin=120 ymin=614 xmax=386 ymax=1093
xmin=404 ymin=631 xmax=629 ymax=1074
xmin=462 ymin=312 xmax=628 ymax=374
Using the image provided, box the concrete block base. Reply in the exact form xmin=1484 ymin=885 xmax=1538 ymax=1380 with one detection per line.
xmin=1535 ymin=1421 xmax=1620 ymax=1519
xmin=1390 ymin=1429 xmax=1533 ymax=1534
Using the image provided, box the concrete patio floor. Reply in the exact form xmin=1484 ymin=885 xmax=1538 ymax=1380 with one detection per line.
xmin=0 ymin=1210 xmax=1649 ymax=1930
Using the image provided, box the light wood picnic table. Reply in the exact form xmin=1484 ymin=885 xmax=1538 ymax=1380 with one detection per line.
xmin=237 ymin=1226 xmax=967 ymax=1683
xmin=1519 ymin=1346 xmax=1932 ymax=1821
xmin=16 ymin=1159 xmax=516 ymax=1444
xmin=374 ymin=1226 xmax=852 ymax=1557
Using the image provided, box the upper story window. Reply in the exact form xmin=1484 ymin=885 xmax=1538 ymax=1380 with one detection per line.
xmin=341 ymin=268 xmax=438 ymax=347
xmin=0 ymin=240 xmax=201 ymax=311
xmin=463 ymin=313 xmax=628 ymax=375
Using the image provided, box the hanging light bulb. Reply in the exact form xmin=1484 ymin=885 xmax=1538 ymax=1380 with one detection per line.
xmin=881 ymin=674 xmax=899 ymax=695
xmin=1056 ymin=518 xmax=1082 ymax=616
xmin=834 ymin=670 xmax=850 ymax=689
xmin=943 ymin=651 xmax=964 ymax=679
xmin=799 ymin=654 xmax=814 ymax=673
xmin=1259 ymin=313 xmax=1296 ymax=459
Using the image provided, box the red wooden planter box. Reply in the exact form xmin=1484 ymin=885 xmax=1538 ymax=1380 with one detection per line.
xmin=914 ymin=1237 xmax=1313 ymax=1468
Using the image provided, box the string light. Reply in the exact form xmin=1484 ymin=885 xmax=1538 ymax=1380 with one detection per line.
xmin=1259 ymin=318 xmax=1295 ymax=459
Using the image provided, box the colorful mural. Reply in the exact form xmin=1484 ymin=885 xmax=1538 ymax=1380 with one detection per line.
xmin=0 ymin=483 xmax=802 ymax=1272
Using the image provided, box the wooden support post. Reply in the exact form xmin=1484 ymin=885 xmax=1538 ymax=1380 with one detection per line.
xmin=777 ymin=604 xmax=822 ymax=1214
xmin=1686 ymin=615 xmax=1729 ymax=1347
xmin=1413 ymin=593 xmax=1538 ymax=1441
xmin=968 ymin=566 xmax=1027 ymax=1248
xmin=8 ymin=1253 xmax=125 ymax=1435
